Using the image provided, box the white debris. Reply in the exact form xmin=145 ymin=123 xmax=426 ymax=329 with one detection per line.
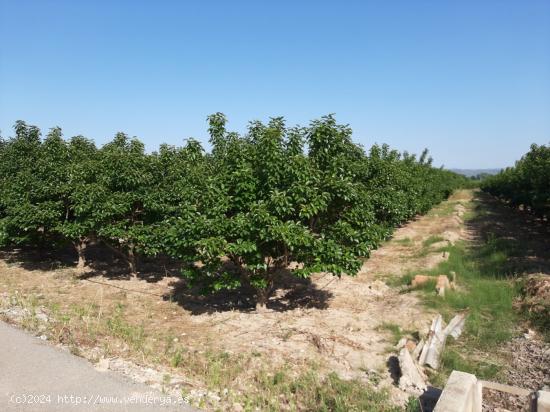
xmin=419 ymin=313 xmax=466 ymax=370
xmin=396 ymin=337 xmax=408 ymax=350
xmin=443 ymin=314 xmax=466 ymax=339
xmin=412 ymin=338 xmax=425 ymax=360
xmin=398 ymin=347 xmax=427 ymax=393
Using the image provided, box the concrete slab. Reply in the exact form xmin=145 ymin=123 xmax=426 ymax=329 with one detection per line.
xmin=539 ymin=390 xmax=550 ymax=412
xmin=433 ymin=371 xmax=481 ymax=412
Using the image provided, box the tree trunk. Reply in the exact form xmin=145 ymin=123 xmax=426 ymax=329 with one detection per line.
xmin=73 ymin=239 xmax=87 ymax=272
xmin=101 ymin=240 xmax=138 ymax=277
xmin=127 ymin=242 xmax=138 ymax=277
xmin=255 ymin=276 xmax=274 ymax=312
xmin=255 ymin=287 xmax=270 ymax=312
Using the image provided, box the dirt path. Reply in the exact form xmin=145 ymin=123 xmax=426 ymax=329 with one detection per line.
xmin=0 ymin=190 xmax=476 ymax=408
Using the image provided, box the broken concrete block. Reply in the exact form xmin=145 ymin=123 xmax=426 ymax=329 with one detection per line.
xmin=412 ymin=338 xmax=425 ymax=360
xmin=450 ymin=271 xmax=457 ymax=283
xmin=538 ymin=390 xmax=550 ymax=412
xmin=419 ymin=315 xmax=445 ymax=369
xmin=419 ymin=313 xmax=467 ymax=370
xmin=436 ymin=275 xmax=451 ymax=297
xmin=398 ymin=347 xmax=427 ymax=394
xmin=434 ymin=370 xmax=481 ymax=412
xmin=405 ymin=339 xmax=417 ymax=352
xmin=396 ymin=337 xmax=407 ymax=350
xmin=443 ymin=313 xmax=466 ymax=339
xmin=412 ymin=275 xmax=432 ymax=288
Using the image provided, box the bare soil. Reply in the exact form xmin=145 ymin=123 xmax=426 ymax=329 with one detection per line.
xmin=0 ymin=191 xmax=476 ymax=409
xmin=2 ymin=189 xmax=548 ymax=411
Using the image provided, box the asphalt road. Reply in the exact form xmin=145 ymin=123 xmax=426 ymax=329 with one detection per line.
xmin=0 ymin=321 xmax=197 ymax=411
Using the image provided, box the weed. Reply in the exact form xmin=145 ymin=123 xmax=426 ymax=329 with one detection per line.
xmin=427 ymin=201 xmax=456 ymax=217
xmin=105 ymin=304 xmax=146 ymax=351
xmin=428 ymin=348 xmax=501 ymax=387
xmin=395 ymin=237 xmax=414 ymax=246
xmin=417 ymin=242 xmax=519 ymax=349
xmin=422 ymin=235 xmax=445 ymax=247
xmin=170 ymin=349 xmax=184 ymax=368
xmin=245 ymin=367 xmax=400 ymax=412
xmin=377 ymin=322 xmax=416 ymax=346
xmin=377 ymin=322 xmax=403 ymax=344
xmin=404 ymin=396 xmax=422 ymax=412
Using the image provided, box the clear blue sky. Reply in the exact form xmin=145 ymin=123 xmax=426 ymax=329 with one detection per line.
xmin=1 ymin=0 xmax=549 ymax=168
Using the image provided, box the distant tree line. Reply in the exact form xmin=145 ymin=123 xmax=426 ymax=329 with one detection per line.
xmin=0 ymin=115 xmax=466 ymax=309
xmin=482 ymin=143 xmax=550 ymax=218
xmin=469 ymin=173 xmax=493 ymax=181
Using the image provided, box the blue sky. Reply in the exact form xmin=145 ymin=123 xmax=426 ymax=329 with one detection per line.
xmin=1 ymin=0 xmax=549 ymax=168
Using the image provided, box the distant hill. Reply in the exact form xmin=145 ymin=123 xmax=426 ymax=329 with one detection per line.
xmin=449 ymin=168 xmax=502 ymax=178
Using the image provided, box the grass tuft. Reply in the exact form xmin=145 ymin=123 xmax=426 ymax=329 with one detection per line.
xmin=422 ymin=235 xmax=445 ymax=247
xmin=395 ymin=237 xmax=414 ymax=246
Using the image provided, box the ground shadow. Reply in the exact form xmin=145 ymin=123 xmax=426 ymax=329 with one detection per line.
xmin=0 ymin=243 xmax=181 ymax=284
xmin=418 ymin=386 xmax=443 ymax=412
xmin=0 ymin=246 xmax=76 ymax=272
xmin=164 ymin=267 xmax=333 ymax=314
xmin=466 ymin=191 xmax=550 ymax=277
xmin=386 ymin=355 xmax=401 ymax=385
xmin=0 ymin=244 xmax=333 ymax=313
xmin=82 ymin=245 xmax=183 ymax=283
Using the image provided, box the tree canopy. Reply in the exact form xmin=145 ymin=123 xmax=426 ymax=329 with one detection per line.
xmin=482 ymin=143 xmax=550 ymax=217
xmin=0 ymin=115 xmax=466 ymax=309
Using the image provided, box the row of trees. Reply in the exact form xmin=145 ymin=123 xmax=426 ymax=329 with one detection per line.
xmin=0 ymin=115 xmax=466 ymax=308
xmin=482 ymin=143 xmax=550 ymax=217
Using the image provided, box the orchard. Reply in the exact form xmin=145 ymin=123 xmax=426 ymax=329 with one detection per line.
xmin=0 ymin=115 xmax=466 ymax=309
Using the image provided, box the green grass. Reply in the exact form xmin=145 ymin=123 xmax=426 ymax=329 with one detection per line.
xmin=404 ymin=397 xmax=422 ymax=412
xmin=243 ymin=368 xmax=401 ymax=412
xmin=427 ymin=201 xmax=457 ymax=217
xmin=182 ymin=351 xmax=402 ymax=411
xmin=395 ymin=237 xmax=414 ymax=246
xmin=422 ymin=235 xmax=445 ymax=248
xmin=423 ymin=243 xmax=518 ymax=344
xmin=430 ymin=347 xmax=502 ymax=388
xmin=376 ymin=322 xmax=420 ymax=354
xmin=412 ymin=235 xmax=449 ymax=258
xmin=399 ymin=235 xmax=521 ymax=384
xmin=377 ymin=322 xmax=404 ymax=345
xmin=177 ymin=355 xmax=403 ymax=411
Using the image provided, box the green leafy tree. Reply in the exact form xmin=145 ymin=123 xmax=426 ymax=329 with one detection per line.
xmin=143 ymin=138 xmax=216 ymax=261
xmin=0 ymin=123 xmax=103 ymax=270
xmin=55 ymin=135 xmax=100 ymax=270
xmin=0 ymin=121 xmax=60 ymax=248
xmin=482 ymin=143 xmax=550 ymax=217
xmin=177 ymin=115 xmax=385 ymax=310
xmin=94 ymin=133 xmax=157 ymax=276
